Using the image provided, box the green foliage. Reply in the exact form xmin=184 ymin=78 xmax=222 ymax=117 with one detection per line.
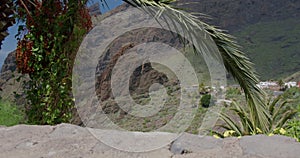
xmin=24 ymin=29 xmax=73 ymax=125
xmin=185 ymin=106 xmax=208 ymax=134
xmin=285 ymin=71 xmax=300 ymax=82
xmin=226 ymin=87 xmax=242 ymax=99
xmin=281 ymin=87 xmax=300 ymax=114
xmin=0 ymin=99 xmax=25 ymax=126
xmin=200 ymin=94 xmax=211 ymax=108
xmin=280 ymin=87 xmax=300 ymax=141
xmin=282 ymin=87 xmax=300 ymax=102
xmin=278 ymin=79 xmax=285 ymax=90
xmin=266 ymin=96 xmax=297 ymax=131
xmin=14 ymin=0 xmax=269 ymax=129
xmin=284 ymin=119 xmax=300 ymax=141
xmin=16 ymin=1 xmax=90 ymax=125
xmin=217 ymin=95 xmax=296 ymax=137
xmin=116 ymin=0 xmax=269 ymax=133
xmin=234 ymin=18 xmax=300 ymax=80
xmin=216 ymin=86 xmax=300 ymax=140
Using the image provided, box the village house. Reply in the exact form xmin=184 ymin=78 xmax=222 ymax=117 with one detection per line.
xmin=257 ymin=81 xmax=279 ymax=90
xmin=257 ymin=81 xmax=300 ymax=90
xmin=285 ymin=81 xmax=297 ymax=88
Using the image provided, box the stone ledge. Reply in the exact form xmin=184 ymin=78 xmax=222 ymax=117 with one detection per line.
xmin=0 ymin=123 xmax=299 ymax=158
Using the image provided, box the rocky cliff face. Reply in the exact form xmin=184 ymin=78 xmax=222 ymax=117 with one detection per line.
xmin=95 ymin=27 xmax=182 ymax=100
xmin=0 ymin=50 xmax=16 ymax=74
xmin=0 ymin=51 xmax=27 ymax=105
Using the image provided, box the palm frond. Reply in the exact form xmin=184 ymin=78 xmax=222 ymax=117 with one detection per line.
xmin=122 ymin=0 xmax=269 ymax=131
xmin=274 ymin=110 xmax=297 ymax=129
xmin=267 ymin=96 xmax=297 ymax=130
xmin=268 ymin=95 xmax=281 ymax=116
xmin=230 ymin=102 xmax=254 ymax=134
xmin=272 ymin=100 xmax=289 ymax=120
xmin=205 ymin=26 xmax=269 ymax=131
xmin=218 ymin=111 xmax=243 ymax=136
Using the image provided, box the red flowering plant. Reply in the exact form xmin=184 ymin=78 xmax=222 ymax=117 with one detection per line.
xmin=15 ymin=0 xmax=92 ymax=124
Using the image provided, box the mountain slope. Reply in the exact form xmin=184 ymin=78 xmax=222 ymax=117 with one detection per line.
xmin=285 ymin=71 xmax=300 ymax=82
xmin=234 ymin=18 xmax=300 ymax=80
xmin=178 ymin=0 xmax=300 ymax=31
xmin=176 ymin=0 xmax=300 ymax=80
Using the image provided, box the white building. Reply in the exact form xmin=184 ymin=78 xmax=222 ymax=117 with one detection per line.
xmin=285 ymin=82 xmax=297 ymax=88
xmin=257 ymin=81 xmax=278 ymax=89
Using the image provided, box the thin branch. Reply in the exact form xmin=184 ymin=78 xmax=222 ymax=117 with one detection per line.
xmin=19 ymin=0 xmax=33 ymax=19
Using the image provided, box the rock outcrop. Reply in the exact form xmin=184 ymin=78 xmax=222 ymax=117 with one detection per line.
xmin=0 ymin=51 xmax=27 ymax=104
xmin=0 ymin=50 xmax=16 ymax=74
xmin=0 ymin=123 xmax=299 ymax=158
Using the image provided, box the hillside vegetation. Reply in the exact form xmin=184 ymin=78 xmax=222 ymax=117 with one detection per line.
xmin=235 ymin=18 xmax=300 ymax=80
xmin=285 ymin=71 xmax=300 ymax=82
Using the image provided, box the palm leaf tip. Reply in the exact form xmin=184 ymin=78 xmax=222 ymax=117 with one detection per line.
xmin=123 ymin=0 xmax=269 ymax=133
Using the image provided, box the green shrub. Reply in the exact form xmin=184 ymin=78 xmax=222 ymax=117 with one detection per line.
xmin=226 ymin=87 xmax=242 ymax=99
xmin=200 ymin=94 xmax=211 ymax=108
xmin=0 ymin=100 xmax=25 ymax=126
xmin=283 ymin=118 xmax=300 ymax=141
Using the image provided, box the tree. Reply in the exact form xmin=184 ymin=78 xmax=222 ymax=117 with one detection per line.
xmin=14 ymin=0 xmax=91 ymax=124
xmin=1 ymin=0 xmax=268 ymax=128
xmin=278 ymin=79 xmax=285 ymax=91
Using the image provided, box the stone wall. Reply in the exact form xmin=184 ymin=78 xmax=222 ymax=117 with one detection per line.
xmin=0 ymin=124 xmax=299 ymax=158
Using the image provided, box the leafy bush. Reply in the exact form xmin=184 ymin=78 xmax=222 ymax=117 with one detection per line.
xmin=200 ymin=94 xmax=211 ymax=108
xmin=16 ymin=1 xmax=91 ymax=125
xmin=284 ymin=118 xmax=300 ymax=141
xmin=0 ymin=100 xmax=25 ymax=126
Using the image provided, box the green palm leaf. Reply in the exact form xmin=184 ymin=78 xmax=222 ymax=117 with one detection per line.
xmin=121 ymin=0 xmax=269 ymax=131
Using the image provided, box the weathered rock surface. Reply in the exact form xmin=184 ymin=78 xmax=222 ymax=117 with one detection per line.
xmin=0 ymin=51 xmax=28 ymax=104
xmin=0 ymin=123 xmax=299 ymax=158
xmin=0 ymin=50 xmax=16 ymax=74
